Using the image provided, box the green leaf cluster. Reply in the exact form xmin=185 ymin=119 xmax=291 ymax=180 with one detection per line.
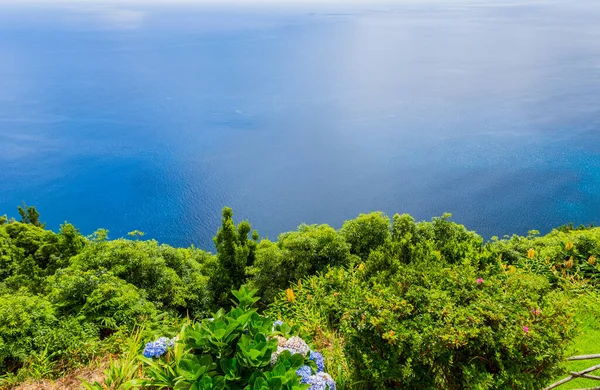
xmin=141 ymin=286 xmax=310 ymax=390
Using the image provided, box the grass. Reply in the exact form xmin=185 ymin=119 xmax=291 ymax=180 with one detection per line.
xmin=549 ymin=291 xmax=600 ymax=390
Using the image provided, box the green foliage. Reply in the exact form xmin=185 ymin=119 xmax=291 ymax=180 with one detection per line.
xmin=212 ymin=208 xmax=259 ymax=307
xmin=271 ymin=249 xmax=577 ymax=389
xmin=0 ymin=205 xmax=594 ymax=389
xmin=0 ymin=292 xmax=101 ymax=376
xmin=17 ymin=203 xmax=44 ymax=228
xmin=550 ymin=291 xmax=600 ymax=389
xmin=70 ymin=238 xmax=214 ymax=316
xmin=79 ymin=276 xmax=158 ymax=330
xmin=141 ymin=286 xmax=311 ymax=390
xmin=428 ymin=213 xmax=484 ymax=264
xmin=56 ymin=223 xmax=86 ymax=265
xmin=127 ymin=230 xmax=146 ymax=238
xmin=0 ymin=292 xmax=57 ymax=371
xmin=0 ymin=205 xmax=215 ymax=384
xmin=81 ymin=330 xmax=145 ymax=390
xmin=248 ymin=224 xmax=352 ymax=304
xmin=340 ymin=212 xmax=390 ymax=259
xmin=0 ymin=221 xmax=86 ymax=292
xmin=489 ymin=227 xmax=600 ymax=287
xmin=1 ymin=222 xmax=57 ymax=290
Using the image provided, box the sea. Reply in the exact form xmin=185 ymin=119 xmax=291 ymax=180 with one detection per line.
xmin=1 ymin=0 xmax=600 ymax=249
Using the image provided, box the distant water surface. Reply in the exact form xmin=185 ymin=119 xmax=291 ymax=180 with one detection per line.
xmin=1 ymin=0 xmax=600 ymax=248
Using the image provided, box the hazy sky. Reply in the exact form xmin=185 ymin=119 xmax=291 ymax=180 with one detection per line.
xmin=0 ymin=0 xmax=500 ymax=4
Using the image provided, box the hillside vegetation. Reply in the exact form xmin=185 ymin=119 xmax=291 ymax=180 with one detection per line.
xmin=0 ymin=206 xmax=599 ymax=389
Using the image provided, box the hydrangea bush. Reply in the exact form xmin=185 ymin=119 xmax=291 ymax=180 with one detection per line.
xmin=271 ymin=322 xmax=335 ymax=390
xmin=140 ymin=286 xmax=335 ymax=390
xmin=143 ymin=337 xmax=176 ymax=359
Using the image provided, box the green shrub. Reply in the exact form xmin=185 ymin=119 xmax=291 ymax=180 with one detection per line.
xmin=0 ymin=292 xmax=57 ymax=371
xmin=46 ymin=268 xmax=157 ymax=330
xmin=248 ymin=224 xmax=352 ymax=304
xmin=69 ymin=237 xmax=213 ymax=316
xmin=340 ymin=212 xmax=390 ymax=259
xmin=139 ymin=287 xmax=329 ymax=389
xmin=427 ymin=213 xmax=484 ymax=264
xmin=0 ymin=205 xmax=595 ymax=388
xmin=489 ymin=228 xmax=600 ymax=287
xmin=0 ymin=220 xmax=86 ymax=295
xmin=80 ymin=276 xmax=158 ymax=330
xmin=271 ymin=262 xmax=577 ymax=389
xmin=0 ymin=228 xmax=14 ymax=281
xmin=81 ymin=330 xmax=145 ymax=390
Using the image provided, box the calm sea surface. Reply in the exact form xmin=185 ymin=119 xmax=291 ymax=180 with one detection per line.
xmin=1 ymin=1 xmax=600 ymax=249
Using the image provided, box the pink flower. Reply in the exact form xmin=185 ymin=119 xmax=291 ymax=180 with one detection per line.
xmin=531 ymin=308 xmax=541 ymax=315
xmin=523 ymin=326 xmax=529 ymax=333
xmin=476 ymin=278 xmax=484 ymax=284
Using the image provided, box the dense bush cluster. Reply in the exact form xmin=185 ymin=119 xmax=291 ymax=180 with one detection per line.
xmin=270 ymin=267 xmax=575 ymax=389
xmin=0 ymin=208 xmax=217 ymax=378
xmin=0 ymin=206 xmax=598 ymax=389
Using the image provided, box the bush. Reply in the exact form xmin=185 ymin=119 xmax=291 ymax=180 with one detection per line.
xmin=340 ymin=212 xmax=390 ymax=259
xmin=79 ymin=276 xmax=158 ymax=330
xmin=69 ymin=237 xmax=213 ymax=316
xmin=248 ymin=224 xmax=352 ymax=304
xmin=271 ymin=261 xmax=577 ymax=389
xmin=46 ymin=268 xmax=158 ymax=330
xmin=0 ymin=205 xmax=593 ymax=388
xmin=489 ymin=228 xmax=600 ymax=287
xmin=212 ymin=207 xmax=259 ymax=307
xmin=0 ymin=292 xmax=57 ymax=371
xmin=32 ymin=317 xmax=99 ymax=365
xmin=427 ymin=213 xmax=484 ymax=264
xmin=139 ymin=287 xmax=335 ymax=389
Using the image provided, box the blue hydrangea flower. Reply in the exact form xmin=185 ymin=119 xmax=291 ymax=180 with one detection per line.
xmin=306 ymin=372 xmax=336 ymax=390
xmin=156 ymin=337 xmax=175 ymax=348
xmin=296 ymin=365 xmax=312 ymax=383
xmin=309 ymin=350 xmax=325 ymax=372
xmin=143 ymin=336 xmax=173 ymax=358
xmin=316 ymin=372 xmax=336 ymax=390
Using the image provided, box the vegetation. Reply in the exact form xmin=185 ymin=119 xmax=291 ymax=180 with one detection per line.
xmin=0 ymin=206 xmax=599 ymax=389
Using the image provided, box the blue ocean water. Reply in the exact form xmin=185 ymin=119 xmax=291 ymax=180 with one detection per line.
xmin=1 ymin=1 xmax=600 ymax=249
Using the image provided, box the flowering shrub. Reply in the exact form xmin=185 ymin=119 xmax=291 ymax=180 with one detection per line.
xmin=271 ymin=261 xmax=577 ymax=389
xmin=143 ymin=337 xmax=176 ymax=358
xmin=271 ymin=323 xmax=335 ymax=390
xmin=140 ymin=286 xmax=335 ymax=389
xmin=0 ymin=205 xmax=593 ymax=387
xmin=488 ymin=228 xmax=600 ymax=287
xmin=296 ymin=367 xmax=336 ymax=390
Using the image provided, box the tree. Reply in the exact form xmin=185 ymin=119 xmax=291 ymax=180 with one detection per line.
xmin=249 ymin=223 xmax=351 ymax=304
xmin=17 ymin=203 xmax=45 ymax=228
xmin=340 ymin=212 xmax=390 ymax=259
xmin=212 ymin=207 xmax=258 ymax=307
